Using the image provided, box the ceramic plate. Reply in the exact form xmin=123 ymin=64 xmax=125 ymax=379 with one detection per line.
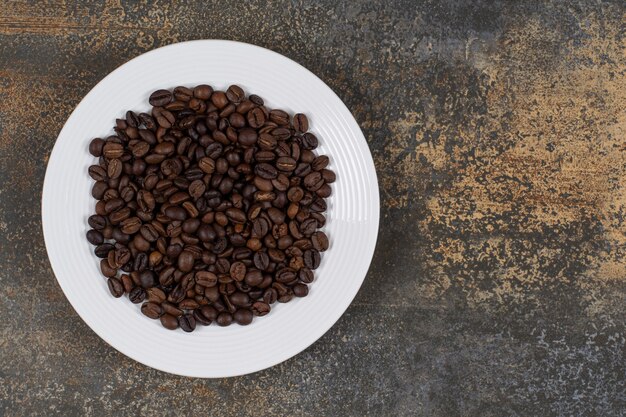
xmin=42 ymin=40 xmax=379 ymax=377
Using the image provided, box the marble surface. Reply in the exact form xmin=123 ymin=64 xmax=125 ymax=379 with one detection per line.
xmin=0 ymin=1 xmax=624 ymax=416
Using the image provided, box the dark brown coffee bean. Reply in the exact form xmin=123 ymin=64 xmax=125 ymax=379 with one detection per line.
xmin=230 ymin=261 xmax=246 ymax=282
xmin=276 ymin=157 xmax=297 ymax=172
xmin=178 ymin=313 xmax=196 ymax=332
xmin=271 ymin=127 xmax=291 ymax=141
xmin=89 ymin=138 xmax=105 ymax=157
xmin=103 ymin=142 xmax=124 ymax=159
xmin=293 ymin=113 xmax=309 ymax=133
xmin=247 ymin=107 xmax=265 ymax=128
xmin=162 ymin=301 xmax=183 ymax=317
xmin=196 ymin=270 xmax=218 ymax=287
xmin=269 ymin=109 xmax=289 ymax=125
xmin=301 ymin=132 xmax=318 ymax=149
xmin=100 ymin=259 xmax=117 ymax=277
xmin=88 ymin=214 xmax=107 ymax=230
xmin=293 ymin=283 xmax=309 ymax=297
xmin=107 ymin=158 xmax=123 ymax=179
xmin=311 ymin=231 xmax=329 ymax=251
xmin=299 ymin=268 xmax=314 ymax=283
xmin=160 ymin=313 xmax=179 ymax=330
xmin=258 ymin=134 xmax=277 ymax=150
xmin=276 ymin=268 xmax=296 ymax=283
xmin=120 ymin=217 xmax=142 ymax=234
xmin=225 ymin=208 xmax=246 ymax=224
xmin=238 ymin=128 xmax=258 ymax=147
xmin=193 ymin=84 xmax=213 ymax=100
xmin=173 ymin=86 xmax=193 ymax=102
xmin=254 ymin=163 xmax=278 ymax=180
xmin=312 ymin=155 xmax=329 ymax=171
xmin=211 ymin=91 xmax=228 ymax=108
xmin=88 ymin=165 xmax=107 ymax=181
xmin=226 ymin=84 xmax=245 ymax=103
xmin=94 ymin=243 xmax=113 ymax=258
xmin=86 ymin=229 xmax=103 ymax=245
xmin=141 ymin=302 xmax=163 ymax=319
xmin=251 ymin=301 xmax=270 ymax=316
xmin=129 ymin=286 xmax=146 ymax=304
xmin=121 ymin=274 xmax=135 ymax=293
xmin=178 ymin=250 xmax=195 ymax=272
xmin=303 ymin=249 xmax=321 ymax=269
xmin=107 ymin=278 xmax=124 ymax=298
xmin=149 ymin=89 xmax=173 ymax=106
xmin=216 ymin=312 xmax=233 ymax=326
xmin=199 ymin=305 xmax=218 ymax=321
xmin=193 ymin=308 xmax=211 ymax=325
xmin=164 ymin=206 xmax=187 ymax=221
xmin=104 ymin=198 xmax=124 ymax=214
xmin=263 ymin=287 xmax=278 ymax=304
xmin=233 ymin=308 xmax=253 ymax=325
xmin=303 ymin=171 xmax=324 ymax=191
xmin=230 ymin=292 xmax=250 ymax=307
xmin=137 ymin=270 xmax=156 ymax=288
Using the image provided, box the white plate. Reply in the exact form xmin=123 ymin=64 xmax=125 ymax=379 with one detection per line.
xmin=42 ymin=40 xmax=379 ymax=378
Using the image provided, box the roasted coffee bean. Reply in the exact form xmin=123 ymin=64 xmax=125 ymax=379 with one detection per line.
xmin=216 ymin=312 xmax=233 ymax=326
xmin=149 ymin=250 xmax=163 ymax=267
xmin=230 ymin=292 xmax=250 ymax=307
xmin=301 ymin=132 xmax=318 ymax=149
xmin=196 ymin=270 xmax=218 ymax=287
xmin=199 ymin=305 xmax=218 ymax=322
xmin=188 ymin=180 xmax=205 ymax=199
xmin=312 ymin=155 xmax=329 ymax=171
xmin=303 ymin=171 xmax=324 ymax=191
xmin=304 ymin=249 xmax=321 ymax=269
xmin=160 ymin=313 xmax=179 ymax=330
xmin=269 ymin=109 xmax=289 ymax=125
xmin=88 ymin=165 xmax=107 ymax=181
xmin=95 ymin=243 xmax=114 ymax=258
xmin=129 ymin=286 xmax=146 ymax=304
xmin=149 ymin=89 xmax=173 ymax=106
xmin=141 ymin=302 xmax=163 ymax=319
xmin=251 ymin=301 xmax=271 ymax=316
xmin=293 ymin=113 xmax=309 ymax=133
xmin=247 ymin=107 xmax=265 ymax=128
xmin=226 ymin=85 xmax=245 ymax=103
xmin=86 ymin=229 xmax=104 ymax=245
xmin=253 ymin=252 xmax=270 ymax=271
xmin=120 ymin=217 xmax=142 ymax=234
xmin=233 ymin=308 xmax=253 ymax=325
xmin=100 ymin=258 xmax=117 ymax=277
xmin=293 ymin=283 xmax=309 ymax=297
xmin=107 ymin=278 xmax=124 ymax=298
xmin=178 ymin=313 xmax=196 ymax=332
xmin=121 ymin=274 xmax=135 ymax=293
xmin=311 ymin=231 xmax=329 ymax=251
xmin=162 ymin=301 xmax=183 ymax=317
xmin=276 ymin=157 xmax=297 ymax=172
xmin=88 ymin=214 xmax=107 ymax=230
xmin=89 ymin=138 xmax=105 ymax=157
xmin=107 ymin=158 xmax=123 ymax=179
xmin=103 ymin=142 xmax=124 ymax=159
xmin=178 ymin=250 xmax=195 ymax=272
xmin=299 ymin=267 xmax=314 ymax=283
xmin=138 ymin=270 xmax=156 ymax=288
xmin=255 ymin=163 xmax=277 ymax=179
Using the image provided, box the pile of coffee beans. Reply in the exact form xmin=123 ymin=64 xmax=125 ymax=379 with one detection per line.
xmin=86 ymin=85 xmax=334 ymax=331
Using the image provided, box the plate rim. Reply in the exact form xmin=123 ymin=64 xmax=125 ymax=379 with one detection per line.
xmin=42 ymin=39 xmax=380 ymax=378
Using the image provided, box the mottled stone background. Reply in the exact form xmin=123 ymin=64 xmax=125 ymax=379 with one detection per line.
xmin=1 ymin=1 xmax=624 ymax=416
